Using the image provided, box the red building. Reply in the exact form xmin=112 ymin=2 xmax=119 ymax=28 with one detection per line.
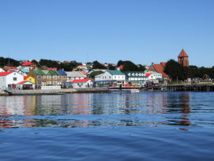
xmin=178 ymin=49 xmax=189 ymax=67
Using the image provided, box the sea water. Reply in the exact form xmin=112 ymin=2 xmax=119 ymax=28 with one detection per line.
xmin=0 ymin=92 xmax=214 ymax=161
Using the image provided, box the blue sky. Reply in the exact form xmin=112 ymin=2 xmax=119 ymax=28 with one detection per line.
xmin=0 ymin=0 xmax=214 ymax=67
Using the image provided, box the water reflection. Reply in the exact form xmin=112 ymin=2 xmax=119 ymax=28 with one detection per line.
xmin=166 ymin=92 xmax=191 ymax=130
xmin=0 ymin=92 xmax=211 ymax=129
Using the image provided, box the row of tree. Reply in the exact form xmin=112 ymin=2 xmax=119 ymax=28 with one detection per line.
xmin=0 ymin=57 xmax=20 ymax=67
xmin=164 ymin=59 xmax=214 ymax=80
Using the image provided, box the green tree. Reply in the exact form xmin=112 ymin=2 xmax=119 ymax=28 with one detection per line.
xmin=92 ymin=61 xmax=107 ymax=69
xmin=31 ymin=59 xmax=39 ymax=66
xmin=164 ymin=59 xmax=184 ymax=80
xmin=89 ymin=71 xmax=104 ymax=79
xmin=108 ymin=64 xmax=116 ymax=70
xmin=39 ymin=59 xmax=58 ymax=68
xmin=117 ymin=60 xmax=141 ymax=71
xmin=138 ymin=64 xmax=146 ymax=72
xmin=117 ymin=60 xmax=123 ymax=67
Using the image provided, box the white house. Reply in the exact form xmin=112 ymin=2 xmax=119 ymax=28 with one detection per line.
xmin=71 ymin=79 xmax=91 ymax=88
xmin=95 ymin=70 xmax=126 ymax=84
xmin=0 ymin=71 xmax=24 ymax=89
xmin=17 ymin=81 xmax=35 ymax=90
xmin=65 ymin=71 xmax=86 ymax=82
xmin=146 ymin=71 xmax=163 ymax=83
xmin=124 ymin=71 xmax=148 ymax=85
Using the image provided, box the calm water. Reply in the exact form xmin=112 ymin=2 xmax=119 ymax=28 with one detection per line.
xmin=0 ymin=92 xmax=214 ymax=161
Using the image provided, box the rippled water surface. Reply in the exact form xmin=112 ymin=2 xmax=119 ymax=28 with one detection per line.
xmin=0 ymin=92 xmax=214 ymax=161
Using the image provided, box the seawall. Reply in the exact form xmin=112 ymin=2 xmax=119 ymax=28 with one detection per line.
xmin=1 ymin=88 xmax=108 ymax=96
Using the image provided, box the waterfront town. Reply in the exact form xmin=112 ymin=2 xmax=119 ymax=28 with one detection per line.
xmin=0 ymin=49 xmax=213 ymax=93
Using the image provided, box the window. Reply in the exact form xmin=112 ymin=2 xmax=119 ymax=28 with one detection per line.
xmin=37 ymin=75 xmax=41 ymax=79
xmin=13 ymin=77 xmax=17 ymax=81
xmin=38 ymin=81 xmax=41 ymax=85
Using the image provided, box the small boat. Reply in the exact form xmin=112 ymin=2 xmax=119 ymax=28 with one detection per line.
xmin=108 ymin=84 xmax=141 ymax=93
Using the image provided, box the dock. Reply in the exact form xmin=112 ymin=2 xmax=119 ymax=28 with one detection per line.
xmin=165 ymin=84 xmax=214 ymax=91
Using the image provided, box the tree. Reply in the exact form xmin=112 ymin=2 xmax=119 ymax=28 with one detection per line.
xmin=92 ymin=61 xmax=107 ymax=69
xmin=89 ymin=71 xmax=104 ymax=79
xmin=39 ymin=59 xmax=58 ymax=68
xmin=164 ymin=59 xmax=184 ymax=80
xmin=138 ymin=64 xmax=146 ymax=72
xmin=116 ymin=60 xmax=141 ymax=71
xmin=117 ymin=60 xmax=123 ymax=67
xmin=31 ymin=59 xmax=39 ymax=66
xmin=108 ymin=64 xmax=116 ymax=70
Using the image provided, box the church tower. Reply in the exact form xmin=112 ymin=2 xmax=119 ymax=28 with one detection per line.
xmin=178 ymin=49 xmax=189 ymax=67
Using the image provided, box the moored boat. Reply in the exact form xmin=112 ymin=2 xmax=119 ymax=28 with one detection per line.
xmin=108 ymin=84 xmax=141 ymax=93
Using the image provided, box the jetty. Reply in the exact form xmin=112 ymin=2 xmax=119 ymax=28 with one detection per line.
xmin=165 ymin=84 xmax=214 ymax=91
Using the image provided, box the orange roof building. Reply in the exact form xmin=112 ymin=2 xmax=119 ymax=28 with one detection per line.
xmin=178 ymin=49 xmax=189 ymax=67
xmin=148 ymin=62 xmax=169 ymax=79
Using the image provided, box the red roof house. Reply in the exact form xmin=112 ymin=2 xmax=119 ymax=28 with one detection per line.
xmin=149 ymin=62 xmax=169 ymax=79
xmin=72 ymin=79 xmax=91 ymax=83
xmin=3 ymin=66 xmax=18 ymax=72
xmin=0 ymin=71 xmax=13 ymax=76
xmin=71 ymin=79 xmax=91 ymax=88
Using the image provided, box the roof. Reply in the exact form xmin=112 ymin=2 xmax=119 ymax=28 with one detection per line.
xmin=92 ymin=80 xmax=117 ymax=82
xmin=119 ymin=65 xmax=124 ymax=70
xmin=3 ymin=66 xmax=18 ymax=71
xmin=34 ymin=70 xmax=45 ymax=75
xmin=152 ymin=63 xmax=169 ymax=78
xmin=48 ymin=70 xmax=59 ymax=75
xmin=22 ymin=62 xmax=36 ymax=66
xmin=107 ymin=70 xmax=125 ymax=75
xmin=42 ymin=70 xmax=49 ymax=74
xmin=0 ymin=71 xmax=13 ymax=76
xmin=72 ymin=79 xmax=91 ymax=83
xmin=65 ymin=71 xmax=86 ymax=77
xmin=17 ymin=81 xmax=34 ymax=84
xmin=56 ymin=70 xmax=67 ymax=76
xmin=146 ymin=73 xmax=152 ymax=77
xmin=20 ymin=68 xmax=30 ymax=73
xmin=24 ymin=76 xmax=30 ymax=79
xmin=178 ymin=49 xmax=188 ymax=57
xmin=82 ymin=72 xmax=87 ymax=75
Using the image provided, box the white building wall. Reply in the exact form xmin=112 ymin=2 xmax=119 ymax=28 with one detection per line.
xmin=95 ymin=72 xmax=112 ymax=81
xmin=0 ymin=72 xmax=24 ymax=89
xmin=72 ymin=81 xmax=91 ymax=88
xmin=0 ymin=76 xmax=7 ymax=89
xmin=95 ymin=72 xmax=126 ymax=82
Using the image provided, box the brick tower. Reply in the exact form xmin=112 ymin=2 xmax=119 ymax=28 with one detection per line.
xmin=178 ymin=49 xmax=189 ymax=67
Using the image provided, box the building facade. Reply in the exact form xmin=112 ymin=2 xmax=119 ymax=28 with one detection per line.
xmin=65 ymin=71 xmax=86 ymax=82
xmin=28 ymin=69 xmax=60 ymax=87
xmin=0 ymin=71 xmax=24 ymax=89
xmin=124 ymin=71 xmax=148 ymax=85
xmin=95 ymin=70 xmax=125 ymax=84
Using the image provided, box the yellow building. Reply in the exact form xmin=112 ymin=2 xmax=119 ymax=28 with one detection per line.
xmin=24 ymin=76 xmax=35 ymax=84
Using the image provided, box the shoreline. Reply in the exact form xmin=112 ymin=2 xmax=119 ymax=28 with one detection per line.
xmin=0 ymin=88 xmax=108 ymax=96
